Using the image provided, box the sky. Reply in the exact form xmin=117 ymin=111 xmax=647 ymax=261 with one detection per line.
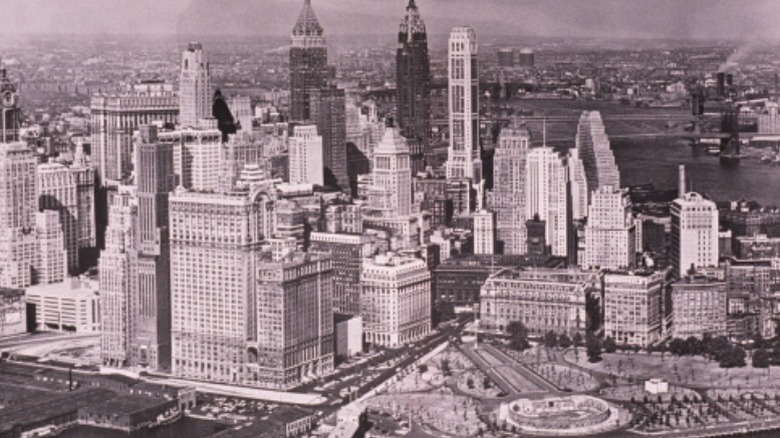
xmin=1 ymin=0 xmax=779 ymax=41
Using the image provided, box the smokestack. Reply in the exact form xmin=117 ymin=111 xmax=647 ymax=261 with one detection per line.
xmin=678 ymin=164 xmax=686 ymax=197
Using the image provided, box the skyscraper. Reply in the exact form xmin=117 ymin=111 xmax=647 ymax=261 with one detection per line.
xmin=473 ymin=209 xmax=495 ymax=255
xmin=290 ymin=0 xmax=328 ymax=122
xmin=526 ymin=146 xmax=568 ymax=257
xmin=90 ymin=86 xmax=178 ymax=185
xmin=0 ymin=142 xmax=37 ymax=289
xmin=37 ymin=163 xmax=80 ymax=274
xmin=583 ymin=185 xmax=636 ymax=270
xmin=310 ymin=87 xmax=349 ymax=191
xmin=446 ymin=27 xmax=481 ymax=185
xmin=160 ymin=127 xmax=222 ymax=192
xmin=671 ymin=192 xmax=719 ymax=279
xmin=575 ymin=111 xmax=620 ymax=202
xmin=33 ymin=210 xmax=67 ymax=285
xmin=370 ymin=126 xmax=412 ymax=217
xmin=130 ymin=126 xmax=174 ymax=370
xmin=396 ymin=0 xmax=431 ymax=174
xmin=288 ymin=124 xmax=324 ymax=186
xmin=567 ymin=148 xmax=588 ymax=221
xmin=603 ymin=270 xmax=665 ymax=348
xmin=0 ymin=62 xmax=21 ymax=143
xmin=179 ymin=42 xmax=211 ymax=128
xmin=99 ymin=186 xmax=137 ymax=367
xmin=493 ymin=126 xmax=530 ymax=254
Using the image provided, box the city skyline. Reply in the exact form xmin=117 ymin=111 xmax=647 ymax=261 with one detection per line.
xmin=2 ymin=0 xmax=780 ymax=42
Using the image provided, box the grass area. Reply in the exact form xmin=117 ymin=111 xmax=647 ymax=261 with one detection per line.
xmin=565 ymin=349 xmax=779 ymax=389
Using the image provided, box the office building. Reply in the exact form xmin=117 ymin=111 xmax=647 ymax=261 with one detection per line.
xmin=0 ymin=142 xmax=37 ymax=289
xmin=290 ymin=0 xmax=328 ymax=122
xmin=0 ymin=63 xmax=21 ymax=143
xmin=130 ymin=126 xmax=174 ymax=370
xmin=170 ymin=189 xmax=276 ymax=386
xmin=473 ymin=210 xmax=495 ymax=255
xmin=228 ymin=96 xmax=253 ymax=133
xmin=480 ymin=268 xmax=594 ymax=335
xmin=671 ymin=274 xmax=727 ymax=339
xmin=583 ymin=185 xmax=636 ymax=270
xmin=37 ymin=163 xmax=80 ymax=274
xmin=369 ymin=126 xmax=412 ymax=217
xmin=567 ymin=148 xmax=588 ymax=221
xmin=526 ymin=146 xmax=568 ymax=257
xmin=335 ymin=314 xmax=363 ymax=359
xmin=0 ymin=288 xmax=25 ymax=337
xmin=446 ymin=27 xmax=482 ymax=185
xmin=288 ymin=124 xmax=324 ymax=186
xmin=603 ymin=270 xmax=666 ymax=348
xmin=90 ymin=87 xmax=178 ymax=185
xmin=310 ymin=87 xmax=349 ymax=192
xmin=99 ymin=186 xmax=136 ymax=367
xmin=159 ymin=127 xmax=222 ymax=192
xmin=575 ymin=111 xmax=620 ymax=202
xmin=492 ymin=126 xmax=530 ymax=254
xmin=34 ymin=210 xmax=67 ymax=285
xmin=310 ymin=232 xmax=376 ymax=316
xmin=361 ymin=253 xmax=431 ymax=348
xmin=26 ymin=277 xmax=100 ymax=333
xmin=396 ymin=0 xmax=431 ymax=173
xmin=179 ymin=42 xmax=211 ymax=128
xmin=671 ymin=192 xmax=719 ymax=279
xmin=255 ymin=245 xmax=334 ymax=389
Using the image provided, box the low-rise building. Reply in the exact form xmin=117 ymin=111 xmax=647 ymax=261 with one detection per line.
xmin=671 ymin=274 xmax=727 ymax=339
xmin=0 ymin=287 xmax=26 ymax=337
xmin=26 ymin=277 xmax=100 ymax=333
xmin=480 ymin=268 xmax=596 ymax=335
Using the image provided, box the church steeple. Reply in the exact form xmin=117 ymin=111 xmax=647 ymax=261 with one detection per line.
xmin=292 ymin=0 xmax=324 ymax=37
xmin=399 ymin=0 xmax=426 ymax=42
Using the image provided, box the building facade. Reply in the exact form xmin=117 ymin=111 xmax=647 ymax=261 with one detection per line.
xmin=446 ymin=27 xmax=482 ymax=185
xmin=480 ymin=268 xmax=594 ymax=335
xmin=130 ymin=126 xmax=174 ymax=371
xmin=603 ymin=270 xmax=666 ymax=347
xmin=288 ymin=124 xmax=324 ymax=186
xmin=575 ymin=111 xmax=620 ymax=203
xmin=369 ymin=127 xmax=412 ymax=217
xmin=671 ymin=275 xmax=727 ymax=339
xmin=179 ymin=42 xmax=211 ymax=128
xmin=289 ymin=0 xmax=328 ymax=122
xmin=670 ymin=192 xmax=719 ymax=279
xmin=526 ymin=146 xmax=568 ymax=257
xmin=492 ymin=126 xmax=530 ymax=254
xmin=26 ymin=278 xmax=100 ymax=333
xmin=0 ymin=142 xmax=37 ymax=289
xmin=310 ymin=87 xmax=349 ymax=192
xmin=396 ymin=0 xmax=431 ymax=174
xmin=361 ymin=254 xmax=431 ymax=348
xmin=583 ymin=185 xmax=636 ymax=270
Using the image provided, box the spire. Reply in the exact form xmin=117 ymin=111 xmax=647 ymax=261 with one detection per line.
xmin=399 ymin=0 xmax=426 ymax=39
xmin=293 ymin=0 xmax=323 ymax=37
xmin=407 ymin=0 xmax=417 ymax=10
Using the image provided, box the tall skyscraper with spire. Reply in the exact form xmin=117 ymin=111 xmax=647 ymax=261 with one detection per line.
xmin=493 ymin=125 xmax=531 ymax=254
xmin=396 ymin=0 xmax=430 ymax=174
xmin=179 ymin=42 xmax=211 ymax=128
xmin=446 ymin=27 xmax=481 ymax=185
xmin=290 ymin=0 xmax=328 ymax=122
xmin=575 ymin=111 xmax=620 ymax=203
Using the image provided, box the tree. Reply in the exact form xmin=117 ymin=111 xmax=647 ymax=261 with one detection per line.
xmin=603 ymin=336 xmax=618 ymax=353
xmin=558 ymin=333 xmax=572 ymax=349
xmin=573 ymin=332 xmax=584 ymax=348
xmin=753 ymin=349 xmax=771 ymax=369
xmin=586 ymin=334 xmax=603 ymax=363
xmin=544 ymin=330 xmax=558 ymax=349
xmin=507 ymin=321 xmax=530 ymax=351
xmin=441 ymin=359 xmax=451 ymax=376
xmin=418 ymin=363 xmax=428 ymax=374
xmin=718 ymin=345 xmax=746 ymax=368
xmin=753 ymin=331 xmax=766 ymax=350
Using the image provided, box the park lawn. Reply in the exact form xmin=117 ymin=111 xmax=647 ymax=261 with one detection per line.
xmin=564 ymin=349 xmax=779 ymax=389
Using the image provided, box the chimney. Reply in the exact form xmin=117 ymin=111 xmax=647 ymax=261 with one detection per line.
xmin=678 ymin=164 xmax=686 ymax=197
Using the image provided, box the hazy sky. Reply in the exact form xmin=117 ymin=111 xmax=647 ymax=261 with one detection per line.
xmin=1 ymin=0 xmax=779 ymax=41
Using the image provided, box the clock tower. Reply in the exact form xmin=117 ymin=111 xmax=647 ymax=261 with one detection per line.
xmin=0 ymin=61 xmax=21 ymax=143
